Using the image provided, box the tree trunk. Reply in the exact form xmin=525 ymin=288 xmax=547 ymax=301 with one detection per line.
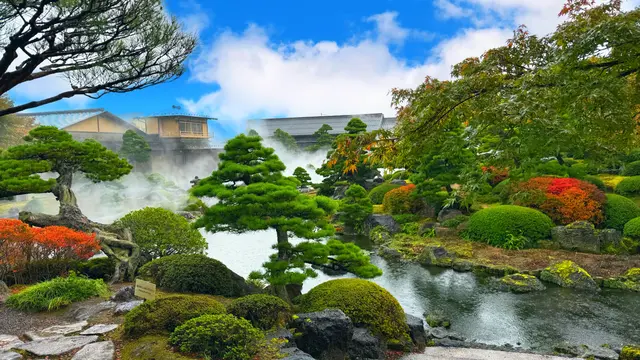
xmin=274 ymin=227 xmax=292 ymax=303
xmin=556 ymin=154 xmax=564 ymax=166
xmin=19 ymin=170 xmax=140 ymax=283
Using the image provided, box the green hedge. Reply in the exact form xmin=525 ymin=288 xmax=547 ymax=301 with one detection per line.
xmin=616 ymin=176 xmax=640 ymax=197
xmin=604 ymin=194 xmax=640 ymax=231
xmin=6 ymin=274 xmax=108 ymax=312
xmin=623 ymin=217 xmax=640 ymax=239
xmin=227 ymin=294 xmax=291 ymax=330
xmin=462 ymin=205 xmax=554 ymax=248
xmin=123 ymin=294 xmax=226 ymax=338
xmin=170 ymin=314 xmax=263 ymax=360
xmin=138 ymin=255 xmax=252 ymax=297
xmin=297 ymin=279 xmax=410 ymax=344
xmin=583 ymin=175 xmax=605 ymax=191
xmin=369 ymin=183 xmax=400 ymax=205
xmin=624 ymin=161 xmax=640 ymax=176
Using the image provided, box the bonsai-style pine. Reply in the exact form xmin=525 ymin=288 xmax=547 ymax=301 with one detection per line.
xmin=272 ymin=128 xmax=299 ymax=153
xmin=344 ymin=117 xmax=368 ymax=134
xmin=307 ymin=124 xmax=334 ymax=152
xmin=293 ymin=167 xmax=312 ymax=187
xmin=339 ymin=184 xmax=373 ymax=234
xmin=0 ymin=126 xmax=139 ymax=281
xmin=192 ymin=134 xmax=381 ymax=300
xmin=120 ymin=130 xmax=152 ymax=165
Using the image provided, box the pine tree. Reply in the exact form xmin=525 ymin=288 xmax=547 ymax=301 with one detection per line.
xmin=120 ymin=130 xmax=152 ymax=165
xmin=307 ymin=124 xmax=334 ymax=152
xmin=273 ymin=128 xmax=299 ymax=152
xmin=192 ymin=134 xmax=381 ymax=300
xmin=344 ymin=117 xmax=367 ymax=134
xmin=293 ymin=167 xmax=312 ymax=186
xmin=339 ymin=184 xmax=373 ymax=234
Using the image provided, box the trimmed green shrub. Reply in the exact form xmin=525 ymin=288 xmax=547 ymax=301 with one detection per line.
xmin=369 ymin=183 xmax=400 ymax=205
xmin=138 ymin=255 xmax=252 ymax=297
xmin=583 ymin=175 xmax=605 ymax=191
xmin=339 ymin=185 xmax=373 ymax=233
xmin=616 ymin=176 xmax=640 ymax=196
xmin=567 ymin=163 xmax=588 ymax=179
xmin=624 ymin=161 xmax=640 ymax=176
xmin=624 ymin=217 xmax=640 ymax=239
xmin=383 ymin=184 xmax=418 ymax=215
xmin=392 ymin=214 xmax=420 ymax=224
xmin=441 ymin=215 xmax=469 ymax=228
xmin=227 ymin=294 xmax=291 ymax=330
xmin=74 ymin=257 xmax=116 ymax=281
xmin=604 ymin=194 xmax=640 ymax=231
xmin=297 ymin=279 xmax=410 ymax=343
xmin=116 ymin=207 xmax=207 ymax=260
xmin=170 ymin=314 xmax=263 ymax=360
xmin=535 ymin=160 xmax=567 ymax=177
xmin=123 ymin=294 xmax=226 ymax=338
xmin=5 ymin=273 xmax=108 ymax=312
xmin=462 ymin=205 xmax=554 ymax=248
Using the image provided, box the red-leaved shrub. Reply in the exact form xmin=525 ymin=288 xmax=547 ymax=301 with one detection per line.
xmin=511 ymin=177 xmax=606 ymax=225
xmin=383 ymin=184 xmax=418 ymax=214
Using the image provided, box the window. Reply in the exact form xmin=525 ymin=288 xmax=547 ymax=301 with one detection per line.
xmin=179 ymin=121 xmax=204 ymax=136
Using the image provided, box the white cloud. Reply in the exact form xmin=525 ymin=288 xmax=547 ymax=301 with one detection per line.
xmin=181 ymin=12 xmax=511 ymax=126
xmin=365 ymin=12 xmax=433 ymax=44
xmin=434 ymin=0 xmax=473 ymax=19
xmin=178 ymin=0 xmax=210 ymax=38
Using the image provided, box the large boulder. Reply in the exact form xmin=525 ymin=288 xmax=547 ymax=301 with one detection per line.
xmin=437 ymin=208 xmax=463 ymax=223
xmin=291 ymin=310 xmax=353 ymax=360
xmin=495 ymin=273 xmax=546 ymax=293
xmin=551 ymin=221 xmax=601 ymax=253
xmin=540 ymin=260 xmax=599 ymax=291
xmin=405 ymin=314 xmax=427 ymax=351
xmin=349 ymin=328 xmax=385 ymax=360
xmin=364 ymin=214 xmax=400 ymax=236
xmin=110 ymin=286 xmax=135 ymax=302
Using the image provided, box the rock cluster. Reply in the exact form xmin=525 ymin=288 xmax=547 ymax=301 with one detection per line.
xmin=540 ymin=260 xmax=599 ymax=291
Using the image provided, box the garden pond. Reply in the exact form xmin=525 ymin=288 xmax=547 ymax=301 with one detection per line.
xmin=205 ymin=230 xmax=640 ymax=352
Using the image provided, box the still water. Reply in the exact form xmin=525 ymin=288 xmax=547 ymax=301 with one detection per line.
xmin=205 ymin=230 xmax=640 ymax=352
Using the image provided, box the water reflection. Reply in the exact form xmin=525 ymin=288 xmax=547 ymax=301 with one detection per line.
xmin=204 ymin=230 xmax=640 ymax=351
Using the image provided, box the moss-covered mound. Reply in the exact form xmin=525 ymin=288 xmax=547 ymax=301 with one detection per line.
xmin=297 ymin=279 xmax=410 ymax=344
xmin=604 ymin=194 xmax=640 ymax=231
xmin=123 ymin=294 xmax=226 ymax=338
xmin=497 ymin=273 xmax=546 ymax=293
xmin=227 ymin=294 xmax=291 ymax=330
xmin=616 ymin=176 xmax=640 ymax=196
xmin=540 ymin=261 xmax=598 ymax=291
xmin=603 ymin=268 xmax=640 ymax=292
xmin=462 ymin=205 xmax=554 ymax=248
xmin=624 ymin=218 xmax=640 ymax=239
xmin=369 ymin=183 xmax=400 ymax=205
xmin=621 ymin=345 xmax=640 ymax=360
xmin=138 ymin=254 xmax=252 ymax=297
xmin=121 ymin=335 xmax=194 ymax=360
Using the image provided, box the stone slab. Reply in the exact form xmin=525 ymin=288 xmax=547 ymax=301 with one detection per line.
xmin=72 ymin=341 xmax=115 ymax=360
xmin=402 ymin=347 xmax=581 ymax=360
xmin=0 ymin=351 xmax=22 ymax=360
xmin=16 ymin=335 xmax=98 ymax=356
xmin=0 ymin=335 xmax=23 ymax=351
xmin=80 ymin=324 xmax=119 ymax=335
xmin=25 ymin=321 xmax=88 ymax=340
xmin=114 ymin=300 xmax=143 ymax=315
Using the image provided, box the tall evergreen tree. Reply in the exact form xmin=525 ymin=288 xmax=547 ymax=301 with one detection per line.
xmin=307 ymin=124 xmax=334 ymax=152
xmin=192 ymin=134 xmax=381 ymax=300
xmin=339 ymin=184 xmax=373 ymax=234
xmin=273 ymin=128 xmax=299 ymax=153
xmin=293 ymin=167 xmax=312 ymax=186
xmin=120 ymin=130 xmax=152 ymax=165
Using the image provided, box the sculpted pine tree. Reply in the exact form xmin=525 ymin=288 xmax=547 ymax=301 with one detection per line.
xmin=0 ymin=126 xmax=139 ymax=281
xmin=192 ymin=134 xmax=381 ymax=300
xmin=307 ymin=124 xmax=334 ymax=152
xmin=120 ymin=130 xmax=152 ymax=165
xmin=293 ymin=167 xmax=312 ymax=186
xmin=272 ymin=128 xmax=299 ymax=153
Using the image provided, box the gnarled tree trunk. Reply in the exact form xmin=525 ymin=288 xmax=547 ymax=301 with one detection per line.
xmin=19 ymin=171 xmax=140 ymax=283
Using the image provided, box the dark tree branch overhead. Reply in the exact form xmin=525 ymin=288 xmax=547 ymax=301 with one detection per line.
xmin=0 ymin=0 xmax=196 ymax=117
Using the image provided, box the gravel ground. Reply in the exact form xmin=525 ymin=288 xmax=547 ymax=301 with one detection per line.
xmin=0 ymin=304 xmax=67 ymax=336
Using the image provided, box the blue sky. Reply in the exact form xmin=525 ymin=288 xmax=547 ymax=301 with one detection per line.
xmin=8 ymin=0 xmax=640 ymax=140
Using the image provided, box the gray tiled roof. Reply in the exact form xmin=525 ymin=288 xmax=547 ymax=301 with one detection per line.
xmin=247 ymin=113 xmax=396 ymax=136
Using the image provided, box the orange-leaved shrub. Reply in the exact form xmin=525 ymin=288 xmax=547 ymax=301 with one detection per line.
xmin=510 ymin=177 xmax=606 ymax=225
xmin=0 ymin=219 xmax=99 ymax=284
xmin=383 ymin=184 xmax=418 ymax=214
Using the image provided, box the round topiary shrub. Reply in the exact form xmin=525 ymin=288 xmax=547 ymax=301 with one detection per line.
xmin=583 ymin=175 xmax=605 ymax=191
xmin=169 ymin=314 xmax=264 ymax=360
xmin=383 ymin=184 xmax=418 ymax=215
xmin=616 ymin=176 xmax=640 ymax=196
xmin=623 ymin=217 xmax=640 ymax=240
xmin=116 ymin=207 xmax=207 ymax=260
xmin=604 ymin=194 xmax=640 ymax=231
xmin=462 ymin=205 xmax=554 ymax=248
xmin=227 ymin=294 xmax=291 ymax=330
xmin=297 ymin=279 xmax=410 ymax=344
xmin=123 ymin=294 xmax=226 ymax=338
xmin=369 ymin=183 xmax=400 ymax=205
xmin=138 ymin=254 xmax=252 ymax=297
xmin=624 ymin=161 xmax=640 ymax=176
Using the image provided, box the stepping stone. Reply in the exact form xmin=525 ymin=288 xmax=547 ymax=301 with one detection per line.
xmin=25 ymin=321 xmax=88 ymax=340
xmin=80 ymin=324 xmax=119 ymax=335
xmin=0 ymin=335 xmax=23 ymax=351
xmin=0 ymin=351 xmax=22 ymax=360
xmin=16 ymin=335 xmax=98 ymax=356
xmin=72 ymin=341 xmax=115 ymax=360
xmin=114 ymin=300 xmax=143 ymax=315
xmin=71 ymin=301 xmax=116 ymax=321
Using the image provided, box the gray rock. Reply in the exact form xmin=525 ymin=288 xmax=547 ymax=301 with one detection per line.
xmin=372 ymin=176 xmax=384 ymax=184
xmin=71 ymin=301 xmax=116 ymax=321
xmin=390 ymin=179 xmax=407 ymax=186
xmin=25 ymin=321 xmax=88 ymax=340
xmin=495 ymin=273 xmax=546 ymax=293
xmin=405 ymin=314 xmax=427 ymax=351
xmin=378 ymin=246 xmax=403 ymax=260
xmin=266 ymin=328 xmax=295 ymax=348
xmin=554 ymin=342 xmax=617 ymax=360
xmin=291 ymin=309 xmax=353 ymax=360
xmin=428 ymin=327 xmax=450 ymax=339
xmin=364 ymin=214 xmax=400 ymax=236
xmin=540 ymin=261 xmax=599 ymax=291
xmin=0 ymin=335 xmax=23 ymax=351
xmin=110 ymin=286 xmax=135 ymax=302
xmin=437 ymin=208 xmax=463 ymax=223
xmin=0 ymin=281 xmax=9 ymax=303
xmin=72 ymin=341 xmax=115 ymax=360
xmin=0 ymin=351 xmax=21 ymax=360
xmin=80 ymin=324 xmax=119 ymax=335
xmin=114 ymin=300 xmax=143 ymax=315
xmin=599 ymin=229 xmax=623 ymax=249
xmin=17 ymin=335 xmax=98 ymax=356
xmin=551 ymin=221 xmax=601 ymax=253
xmin=332 ymin=185 xmax=349 ymax=200
xmin=420 ymin=246 xmax=455 ymax=267
xmin=281 ymin=348 xmax=315 ymax=360
xmin=452 ymin=259 xmax=474 ymax=272
xmin=349 ymin=327 xmax=385 ymax=360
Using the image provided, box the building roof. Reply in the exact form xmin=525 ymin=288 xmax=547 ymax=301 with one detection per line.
xmin=15 ymin=108 xmax=144 ymax=134
xmin=247 ymin=113 xmax=396 ymax=136
xmin=133 ymin=113 xmax=218 ymax=121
